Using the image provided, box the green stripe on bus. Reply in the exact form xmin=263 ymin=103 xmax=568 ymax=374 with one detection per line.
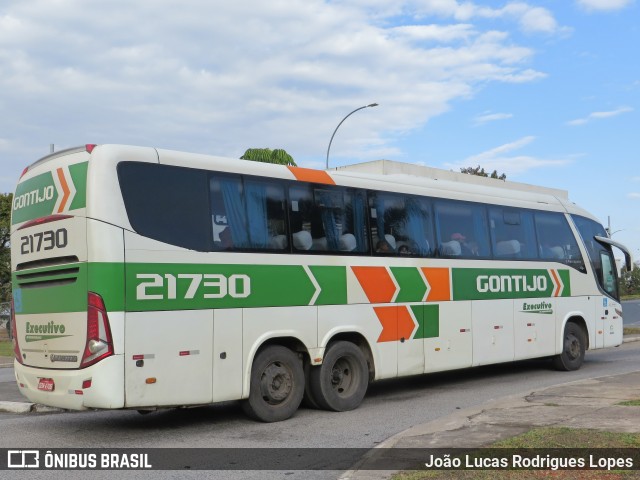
xmin=558 ymin=269 xmax=570 ymax=295
xmin=451 ymin=268 xmax=571 ymax=300
xmin=12 ymin=265 xmax=87 ymax=314
xmin=124 ymin=263 xmax=318 ymax=311
xmin=411 ymin=304 xmax=439 ymax=339
xmin=69 ymin=161 xmax=89 ymax=210
xmin=391 ymin=267 xmax=427 ymax=303
xmin=89 ymin=262 xmax=125 ymax=311
xmin=309 ymin=266 xmax=347 ymax=305
xmin=11 ymin=161 xmax=89 ymax=224
xmin=12 ymin=171 xmax=56 ymax=224
xmin=13 ymin=262 xmax=575 ymax=315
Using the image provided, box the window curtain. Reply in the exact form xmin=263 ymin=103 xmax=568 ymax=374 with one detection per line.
xmin=245 ymin=180 xmax=269 ymax=249
xmin=375 ymin=195 xmax=386 ymax=241
xmin=220 ymin=177 xmax=249 ymax=248
xmin=405 ymin=199 xmax=430 ymax=255
xmin=317 ymin=190 xmax=340 ymax=250
xmin=352 ymin=191 xmax=367 ymax=252
xmin=471 ymin=207 xmax=488 ymax=256
xmin=521 ymin=212 xmax=537 ymax=259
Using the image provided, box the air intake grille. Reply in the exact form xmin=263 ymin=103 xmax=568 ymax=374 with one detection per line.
xmin=15 ymin=256 xmax=80 ymax=289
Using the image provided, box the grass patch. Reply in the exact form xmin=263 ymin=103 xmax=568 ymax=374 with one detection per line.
xmin=391 ymin=428 xmax=640 ymax=480
xmin=394 ymin=468 xmax=640 ymax=479
xmin=621 ymin=294 xmax=640 ymax=301
xmin=491 ymin=427 xmax=640 ymax=449
xmin=624 ymin=327 xmax=640 ymax=336
xmin=0 ymin=340 xmax=13 ymax=357
xmin=618 ymin=399 xmax=640 ymax=406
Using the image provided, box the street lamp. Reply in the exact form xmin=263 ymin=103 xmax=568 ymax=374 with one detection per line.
xmin=326 ymin=103 xmax=378 ymax=169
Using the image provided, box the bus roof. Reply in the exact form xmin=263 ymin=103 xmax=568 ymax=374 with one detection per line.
xmin=17 ymin=144 xmax=597 ymax=226
xmin=333 ymin=160 xmax=568 ymax=199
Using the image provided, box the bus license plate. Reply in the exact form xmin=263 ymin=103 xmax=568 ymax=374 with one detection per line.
xmin=37 ymin=378 xmax=55 ymax=392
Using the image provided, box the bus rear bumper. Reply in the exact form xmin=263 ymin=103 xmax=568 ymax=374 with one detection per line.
xmin=14 ymin=355 xmax=124 ymax=410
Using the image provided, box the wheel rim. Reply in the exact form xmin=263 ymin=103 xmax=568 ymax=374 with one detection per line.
xmin=330 ymin=356 xmax=358 ymax=398
xmin=260 ymin=361 xmax=293 ymax=405
xmin=565 ymin=333 xmax=580 ymax=360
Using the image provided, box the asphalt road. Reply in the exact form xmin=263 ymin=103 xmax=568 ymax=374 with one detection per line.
xmin=623 ymin=299 xmax=640 ymax=326
xmin=0 ymin=367 xmax=13 ymax=383
xmin=1 ymin=300 xmax=639 ymax=479
xmin=2 ymin=341 xmax=640 ymax=480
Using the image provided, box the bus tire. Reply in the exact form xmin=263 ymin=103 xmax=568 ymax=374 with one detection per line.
xmin=553 ymin=322 xmax=586 ymax=371
xmin=309 ymin=341 xmax=368 ymax=412
xmin=242 ymin=345 xmax=304 ymax=422
xmin=302 ymin=362 xmax=322 ymax=409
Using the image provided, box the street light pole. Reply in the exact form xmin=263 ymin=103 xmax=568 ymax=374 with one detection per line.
xmin=607 ymin=216 xmax=625 ymax=237
xmin=326 ymin=103 xmax=378 ymax=170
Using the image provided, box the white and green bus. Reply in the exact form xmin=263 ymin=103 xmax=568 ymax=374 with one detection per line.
xmin=10 ymin=144 xmax=631 ymax=422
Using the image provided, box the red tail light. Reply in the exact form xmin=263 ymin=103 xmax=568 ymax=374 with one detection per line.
xmin=81 ymin=293 xmax=114 ymax=368
xmin=17 ymin=214 xmax=73 ymax=230
xmin=10 ymin=299 xmax=23 ymax=364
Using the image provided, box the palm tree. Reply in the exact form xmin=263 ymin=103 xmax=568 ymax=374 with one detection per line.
xmin=240 ymin=148 xmax=297 ymax=166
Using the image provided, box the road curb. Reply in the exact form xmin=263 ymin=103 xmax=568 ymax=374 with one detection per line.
xmin=338 ymin=372 xmax=640 ymax=480
xmin=0 ymin=400 xmax=65 ymax=414
xmin=0 ymin=401 xmax=33 ymax=414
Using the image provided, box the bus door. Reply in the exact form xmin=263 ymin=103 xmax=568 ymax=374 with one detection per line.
xmin=599 ymin=251 xmax=623 ymax=348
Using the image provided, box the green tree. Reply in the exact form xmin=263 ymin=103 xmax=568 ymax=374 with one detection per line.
xmin=619 ymin=263 xmax=640 ymax=296
xmin=460 ymin=165 xmax=506 ymax=181
xmin=0 ymin=193 xmax=12 ymax=303
xmin=240 ymin=148 xmax=297 ymax=166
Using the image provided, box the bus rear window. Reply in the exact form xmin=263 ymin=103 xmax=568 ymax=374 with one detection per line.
xmin=118 ymin=162 xmax=211 ymax=251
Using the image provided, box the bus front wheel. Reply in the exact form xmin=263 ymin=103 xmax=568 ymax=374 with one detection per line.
xmin=242 ymin=345 xmax=304 ymax=422
xmin=309 ymin=341 xmax=368 ymax=412
xmin=553 ymin=322 xmax=586 ymax=371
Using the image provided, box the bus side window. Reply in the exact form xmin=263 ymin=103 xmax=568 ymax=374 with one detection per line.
xmin=534 ymin=212 xmax=584 ymax=270
xmin=488 ymin=207 xmax=537 ymax=260
xmin=289 ymin=185 xmax=368 ymax=254
xmin=369 ymin=192 xmax=433 ymax=257
xmin=210 ymin=175 xmax=288 ymax=251
xmin=434 ymin=200 xmax=490 ymax=258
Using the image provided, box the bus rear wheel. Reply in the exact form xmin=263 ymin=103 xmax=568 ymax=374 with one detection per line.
xmin=553 ymin=322 xmax=586 ymax=371
xmin=309 ymin=341 xmax=368 ymax=412
xmin=242 ymin=345 xmax=304 ymax=422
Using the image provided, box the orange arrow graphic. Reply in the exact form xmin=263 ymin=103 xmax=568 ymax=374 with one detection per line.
xmin=421 ymin=267 xmax=451 ymax=301
xmin=287 ymin=166 xmax=335 ymax=185
xmin=550 ymin=269 xmax=562 ymax=297
xmin=374 ymin=306 xmax=397 ymax=342
xmin=352 ymin=266 xmax=397 ymax=303
xmin=397 ymin=306 xmax=416 ymax=340
xmin=56 ymin=168 xmax=71 ymax=213
xmin=374 ymin=306 xmax=416 ymax=343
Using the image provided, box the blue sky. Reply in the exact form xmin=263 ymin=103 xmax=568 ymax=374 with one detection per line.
xmin=1 ymin=0 xmax=638 ymax=259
